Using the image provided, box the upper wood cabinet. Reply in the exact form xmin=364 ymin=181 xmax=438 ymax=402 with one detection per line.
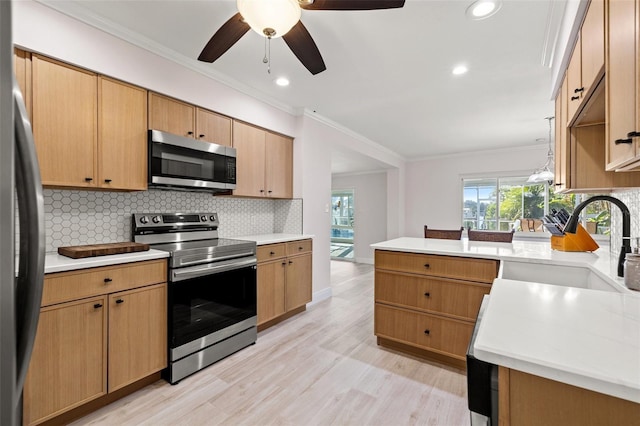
xmin=233 ymin=120 xmax=293 ymax=198
xmin=148 ymin=92 xmax=232 ymax=146
xmin=32 ymin=55 xmax=148 ymax=190
xmin=606 ymin=0 xmax=640 ymax=170
xmin=14 ymin=48 xmax=31 ymax=118
xmin=32 ymin=55 xmax=97 ymax=188
xmin=148 ymin=92 xmax=195 ymax=138
xmin=196 ymin=107 xmax=232 ymax=146
xmin=99 ymin=77 xmax=148 ymax=190
xmin=567 ymin=0 xmax=605 ymax=125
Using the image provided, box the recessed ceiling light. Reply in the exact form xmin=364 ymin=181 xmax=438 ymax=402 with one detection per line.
xmin=452 ymin=65 xmax=468 ymax=75
xmin=466 ymin=0 xmax=502 ymax=20
xmin=275 ymin=77 xmax=290 ymax=87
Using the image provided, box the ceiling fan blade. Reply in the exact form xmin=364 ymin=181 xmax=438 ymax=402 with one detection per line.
xmin=198 ymin=13 xmax=250 ymax=63
xmin=300 ymin=0 xmax=405 ymax=10
xmin=282 ymin=21 xmax=326 ymax=75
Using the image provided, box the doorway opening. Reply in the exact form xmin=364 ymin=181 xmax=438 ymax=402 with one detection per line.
xmin=331 ymin=190 xmax=354 ymax=260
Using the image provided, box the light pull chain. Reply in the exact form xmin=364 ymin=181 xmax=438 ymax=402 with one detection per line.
xmin=262 ymin=36 xmax=272 ymax=74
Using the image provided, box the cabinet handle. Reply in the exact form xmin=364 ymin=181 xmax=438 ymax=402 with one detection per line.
xmin=104 ymin=179 xmax=112 ymax=183
xmin=94 ymin=303 xmax=103 ymax=309
xmin=104 ymin=277 xmax=112 ymax=283
xmin=187 ymin=131 xmax=193 ymax=135
xmin=260 ymin=189 xmax=265 ymax=193
xmin=574 ymin=87 xmax=584 ymax=93
xmin=289 ymin=260 xmax=293 ymax=264
xmin=282 ymin=262 xmax=287 ymax=266
xmin=615 ymin=138 xmax=633 ymax=145
xmin=424 ymin=263 xmax=430 ymax=269
xmin=270 ymin=251 xmax=275 ymax=255
xmin=298 ymin=246 xmax=303 ymax=251
xmin=424 ymin=292 xmax=430 ymax=298
xmin=84 ymin=177 xmax=93 ymax=182
xmin=554 ymin=183 xmax=563 ymax=186
xmin=424 ymin=329 xmax=430 ymax=335
xmin=199 ymin=134 xmax=205 ymax=138
xmin=115 ymin=299 xmax=124 ymax=304
xmin=268 ymin=190 xmax=273 ymax=194
xmin=627 ymin=131 xmax=640 ymax=138
xmin=570 ymin=95 xmax=580 ymax=101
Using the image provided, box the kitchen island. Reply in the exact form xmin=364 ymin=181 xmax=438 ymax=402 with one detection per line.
xmin=371 ymin=237 xmax=640 ymax=423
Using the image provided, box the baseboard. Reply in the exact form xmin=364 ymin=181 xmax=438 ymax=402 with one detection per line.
xmin=309 ymin=286 xmax=332 ymax=306
xmin=355 ymin=257 xmax=374 ymax=265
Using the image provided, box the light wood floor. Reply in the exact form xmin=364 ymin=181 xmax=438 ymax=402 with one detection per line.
xmin=72 ymin=261 xmax=471 ymax=426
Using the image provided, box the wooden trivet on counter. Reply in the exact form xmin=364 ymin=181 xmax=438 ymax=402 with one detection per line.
xmin=57 ymin=242 xmax=150 ymax=259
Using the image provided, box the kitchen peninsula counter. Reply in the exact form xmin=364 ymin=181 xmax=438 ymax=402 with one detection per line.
xmin=371 ymin=237 xmax=640 ymax=404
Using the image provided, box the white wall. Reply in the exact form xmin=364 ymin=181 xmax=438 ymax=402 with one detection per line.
xmin=404 ymin=145 xmax=548 ymax=238
xmin=332 ymin=171 xmax=388 ymax=263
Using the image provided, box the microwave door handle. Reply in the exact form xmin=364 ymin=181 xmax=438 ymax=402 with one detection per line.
xmin=13 ymin=79 xmax=46 ymax=393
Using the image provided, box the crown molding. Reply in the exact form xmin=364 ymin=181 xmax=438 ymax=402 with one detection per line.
xmin=35 ymin=0 xmax=298 ymax=115
xmin=302 ymin=109 xmax=406 ymax=164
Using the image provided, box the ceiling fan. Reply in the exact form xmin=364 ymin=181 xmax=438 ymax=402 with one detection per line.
xmin=198 ymin=0 xmax=406 ymax=75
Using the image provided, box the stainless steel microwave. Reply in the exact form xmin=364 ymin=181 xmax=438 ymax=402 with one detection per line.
xmin=148 ymin=129 xmax=236 ymax=192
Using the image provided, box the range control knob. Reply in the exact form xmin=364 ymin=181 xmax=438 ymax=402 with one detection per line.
xmin=201 ymin=215 xmax=207 ymax=222
xmin=209 ymin=215 xmax=216 ymax=221
xmin=139 ymin=216 xmax=149 ymax=224
xmin=152 ymin=215 xmax=161 ymax=224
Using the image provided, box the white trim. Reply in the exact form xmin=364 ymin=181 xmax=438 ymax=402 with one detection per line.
xmin=308 ymin=287 xmax=332 ymax=306
xmin=332 ymin=169 xmax=390 ymax=178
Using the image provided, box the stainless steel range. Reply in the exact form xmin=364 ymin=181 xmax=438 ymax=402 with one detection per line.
xmin=132 ymin=212 xmax=257 ymax=384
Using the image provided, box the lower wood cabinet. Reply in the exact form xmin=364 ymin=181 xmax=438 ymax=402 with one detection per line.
xmin=23 ymin=259 xmax=167 ymax=426
xmin=374 ymin=250 xmax=497 ymax=368
xmin=257 ymin=239 xmax=312 ymax=328
xmin=499 ymin=366 xmax=640 ymax=425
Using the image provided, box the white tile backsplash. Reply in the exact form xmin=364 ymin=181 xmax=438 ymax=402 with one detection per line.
xmin=39 ymin=189 xmax=302 ymax=252
xmin=610 ymin=190 xmax=640 ymax=251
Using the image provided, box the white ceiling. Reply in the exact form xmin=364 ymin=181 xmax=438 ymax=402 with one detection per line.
xmin=41 ymin=0 xmax=563 ymax=174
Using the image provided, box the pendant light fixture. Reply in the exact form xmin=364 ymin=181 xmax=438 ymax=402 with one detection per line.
xmin=527 ymin=116 xmax=555 ymax=184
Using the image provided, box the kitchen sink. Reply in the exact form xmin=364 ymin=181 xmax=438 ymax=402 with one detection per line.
xmin=500 ymin=260 xmax=621 ymax=292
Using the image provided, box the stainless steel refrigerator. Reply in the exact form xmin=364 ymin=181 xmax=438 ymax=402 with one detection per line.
xmin=1 ymin=2 xmax=45 ymax=425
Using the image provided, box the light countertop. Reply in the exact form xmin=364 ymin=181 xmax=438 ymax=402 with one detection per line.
xmin=45 ymin=234 xmax=312 ymax=273
xmin=233 ymin=233 xmax=313 ymax=245
xmin=45 ymin=249 xmax=169 ymax=274
xmin=371 ymin=237 xmax=640 ymax=403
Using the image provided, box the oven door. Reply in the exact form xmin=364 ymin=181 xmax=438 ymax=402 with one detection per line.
xmin=168 ymin=258 xmax=256 ymax=361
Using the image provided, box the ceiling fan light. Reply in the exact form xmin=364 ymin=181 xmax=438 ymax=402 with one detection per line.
xmin=237 ymin=0 xmax=301 ymax=38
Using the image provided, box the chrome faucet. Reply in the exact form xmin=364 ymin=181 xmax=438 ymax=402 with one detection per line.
xmin=563 ymin=195 xmax=631 ymax=277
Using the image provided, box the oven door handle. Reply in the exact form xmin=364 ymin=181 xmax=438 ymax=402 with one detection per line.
xmin=171 ymin=257 xmax=257 ymax=282
xmin=177 ymin=251 xmax=256 ymax=267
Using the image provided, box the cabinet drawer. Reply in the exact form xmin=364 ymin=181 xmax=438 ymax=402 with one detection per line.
xmin=42 ymin=259 xmax=167 ymax=306
xmin=257 ymin=243 xmax=286 ymax=262
xmin=375 ymin=250 xmax=498 ymax=283
xmin=375 ymin=271 xmax=490 ymax=321
xmin=286 ymin=239 xmax=312 ymax=256
xmin=374 ymin=304 xmax=473 ymax=360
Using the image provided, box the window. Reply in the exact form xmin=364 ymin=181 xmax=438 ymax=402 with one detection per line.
xmin=462 ymin=176 xmax=610 ymax=235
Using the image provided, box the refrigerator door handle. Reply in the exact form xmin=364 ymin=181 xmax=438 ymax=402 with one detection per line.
xmin=13 ymin=79 xmax=45 ymax=393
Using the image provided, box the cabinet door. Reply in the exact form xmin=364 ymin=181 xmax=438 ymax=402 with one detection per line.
xmin=566 ymin=34 xmax=582 ymax=123
xmin=108 ymin=283 xmax=167 ymax=392
xmin=607 ymin=0 xmax=637 ymax=168
xmin=32 ymin=55 xmax=97 ymax=187
xmin=196 ymin=108 xmax=232 ymax=146
xmin=148 ymin=92 xmax=195 ymax=138
xmin=98 ymin=77 xmax=148 ymax=190
xmin=233 ymin=121 xmax=266 ymax=197
xmin=285 ymin=253 xmax=312 ymax=311
xmin=257 ymin=260 xmax=286 ymax=325
xmin=554 ymin=77 xmax=569 ymax=192
xmin=581 ymin=0 xmax=604 ymax=94
xmin=265 ymin=132 xmax=293 ymax=198
xmin=23 ymin=297 xmax=107 ymax=426
xmin=14 ymin=48 xmax=31 ymax=118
